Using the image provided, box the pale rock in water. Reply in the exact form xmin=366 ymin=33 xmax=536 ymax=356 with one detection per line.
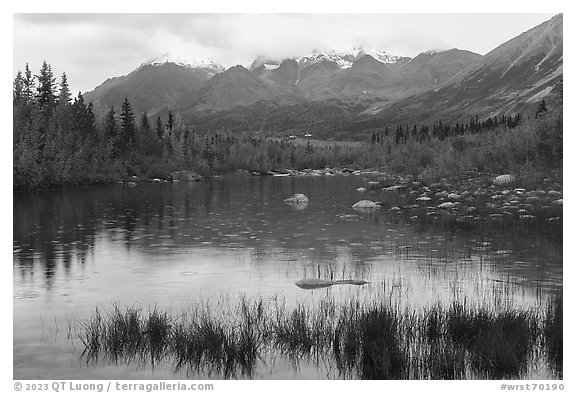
xmin=447 ymin=193 xmax=460 ymax=201
xmin=352 ymin=200 xmax=381 ymax=209
xmin=284 ymin=193 xmax=309 ymax=204
xmin=493 ymin=174 xmax=515 ymax=186
xmin=356 ymin=187 xmax=367 ymax=192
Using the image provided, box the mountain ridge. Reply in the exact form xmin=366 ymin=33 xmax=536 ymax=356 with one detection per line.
xmin=83 ymin=14 xmax=562 ymax=137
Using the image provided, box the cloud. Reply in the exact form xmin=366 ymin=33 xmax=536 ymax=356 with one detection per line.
xmin=13 ymin=13 xmax=556 ymax=94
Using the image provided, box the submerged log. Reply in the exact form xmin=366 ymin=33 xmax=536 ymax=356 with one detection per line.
xmin=295 ymin=278 xmax=369 ymax=290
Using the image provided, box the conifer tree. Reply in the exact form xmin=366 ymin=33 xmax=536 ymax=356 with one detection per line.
xmin=23 ymin=63 xmax=34 ymax=104
xmin=104 ymin=107 xmax=118 ymax=139
xmin=58 ymin=72 xmax=71 ymax=106
xmin=13 ymin=71 xmax=24 ymax=105
xmin=104 ymin=106 xmax=121 ymax=158
xmin=71 ymin=92 xmax=96 ymax=137
xmin=36 ymin=61 xmax=57 ymax=111
xmin=140 ymin=112 xmax=150 ymax=134
xmin=167 ymin=110 xmax=174 ymax=133
xmin=119 ymin=97 xmax=136 ymax=153
xmin=155 ymin=116 xmax=163 ymax=140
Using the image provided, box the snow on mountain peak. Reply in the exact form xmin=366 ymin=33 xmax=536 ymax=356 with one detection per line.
xmin=297 ymin=47 xmax=405 ymax=69
xmin=142 ymin=53 xmax=225 ymax=75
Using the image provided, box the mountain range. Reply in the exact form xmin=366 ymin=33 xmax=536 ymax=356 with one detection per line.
xmin=84 ymin=14 xmax=563 ymax=139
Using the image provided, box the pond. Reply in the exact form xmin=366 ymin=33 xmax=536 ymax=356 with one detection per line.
xmin=13 ymin=174 xmax=562 ymax=379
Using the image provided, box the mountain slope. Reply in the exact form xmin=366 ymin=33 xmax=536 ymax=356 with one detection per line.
xmin=178 ymin=65 xmax=302 ymax=113
xmin=399 ymin=49 xmax=483 ymax=88
xmin=251 ymin=48 xmax=480 ymax=101
xmin=84 ymin=54 xmax=224 ymax=115
xmin=365 ymin=14 xmax=563 ymax=123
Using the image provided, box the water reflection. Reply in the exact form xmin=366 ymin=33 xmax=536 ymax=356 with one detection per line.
xmin=14 ymin=177 xmax=562 ymax=293
xmin=13 ymin=175 xmax=562 ymax=378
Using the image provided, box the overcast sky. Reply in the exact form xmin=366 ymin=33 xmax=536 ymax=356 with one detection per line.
xmin=13 ymin=13 xmax=556 ymax=94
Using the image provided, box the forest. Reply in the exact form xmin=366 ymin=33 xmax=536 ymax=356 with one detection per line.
xmin=13 ymin=62 xmax=563 ymax=190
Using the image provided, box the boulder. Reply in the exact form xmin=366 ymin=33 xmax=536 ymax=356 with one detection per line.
xmin=493 ymin=174 xmax=515 ymax=186
xmin=383 ymin=185 xmax=405 ymax=191
xmin=551 ymin=199 xmax=563 ymax=206
xmin=436 ymin=191 xmax=449 ymax=198
xmin=438 ymin=202 xmax=455 ymax=209
xmin=416 ymin=196 xmax=431 ymax=202
xmin=356 ymin=187 xmax=367 ymax=192
xmin=284 ymin=193 xmax=309 ymax=204
xmin=171 ymin=170 xmax=203 ymax=182
xmin=352 ymin=200 xmax=381 ymax=210
xmin=447 ymin=193 xmax=460 ymax=201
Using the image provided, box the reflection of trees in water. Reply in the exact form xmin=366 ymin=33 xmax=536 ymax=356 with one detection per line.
xmin=13 ymin=178 xmax=562 ymax=291
xmin=13 ymin=189 xmax=99 ymax=287
xmin=377 ymin=214 xmax=562 ymax=292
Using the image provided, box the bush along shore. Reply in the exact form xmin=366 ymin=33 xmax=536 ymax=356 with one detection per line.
xmin=78 ymin=294 xmax=562 ymax=379
xmin=14 ymin=62 xmax=561 ymax=191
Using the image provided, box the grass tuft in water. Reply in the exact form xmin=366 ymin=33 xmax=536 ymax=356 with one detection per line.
xmin=358 ymin=305 xmax=405 ymax=379
xmin=79 ymin=294 xmax=561 ymax=379
xmin=543 ymin=294 xmax=563 ymax=374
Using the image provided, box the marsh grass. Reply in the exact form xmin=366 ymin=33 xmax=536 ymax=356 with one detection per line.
xmin=79 ymin=294 xmax=562 ymax=379
xmin=543 ymin=294 xmax=563 ymax=373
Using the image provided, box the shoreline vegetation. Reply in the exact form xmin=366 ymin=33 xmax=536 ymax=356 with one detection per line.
xmin=79 ymin=293 xmax=563 ymax=380
xmin=13 ymin=62 xmax=562 ymax=192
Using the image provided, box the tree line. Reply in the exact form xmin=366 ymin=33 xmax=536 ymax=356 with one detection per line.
xmin=13 ymin=62 xmax=370 ymax=188
xmin=371 ymin=113 xmax=523 ymax=145
xmin=13 ymin=62 xmax=562 ymax=190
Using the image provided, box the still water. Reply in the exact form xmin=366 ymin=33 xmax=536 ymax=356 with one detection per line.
xmin=13 ymin=175 xmax=562 ymax=379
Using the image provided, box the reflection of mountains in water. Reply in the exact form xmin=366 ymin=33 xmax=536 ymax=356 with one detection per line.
xmin=13 ymin=177 xmax=561 ymax=288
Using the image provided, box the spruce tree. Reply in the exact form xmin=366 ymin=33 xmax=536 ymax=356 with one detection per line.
xmin=36 ymin=61 xmax=57 ymax=111
xmin=140 ymin=112 xmax=150 ymax=134
xmin=167 ymin=110 xmax=174 ymax=133
xmin=139 ymin=112 xmax=152 ymax=155
xmin=58 ymin=72 xmax=71 ymax=106
xmin=23 ymin=63 xmax=34 ymax=104
xmin=13 ymin=72 xmax=24 ymax=105
xmin=104 ymin=107 xmax=118 ymax=140
xmin=71 ymin=92 xmax=96 ymax=136
xmin=120 ymin=97 xmax=136 ymax=153
xmin=155 ymin=116 xmax=163 ymax=140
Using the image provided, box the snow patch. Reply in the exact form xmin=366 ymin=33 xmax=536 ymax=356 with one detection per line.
xmin=142 ymin=53 xmax=225 ymax=75
xmin=296 ymin=46 xmax=405 ymax=69
xmin=264 ymin=64 xmax=280 ymax=70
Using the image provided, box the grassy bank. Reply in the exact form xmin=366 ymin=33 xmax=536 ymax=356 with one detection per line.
xmin=79 ymin=294 xmax=562 ymax=379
